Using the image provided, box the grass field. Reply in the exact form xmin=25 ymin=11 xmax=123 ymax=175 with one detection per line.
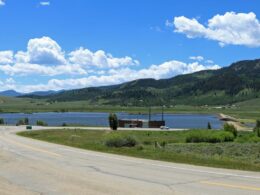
xmin=18 ymin=129 xmax=260 ymax=171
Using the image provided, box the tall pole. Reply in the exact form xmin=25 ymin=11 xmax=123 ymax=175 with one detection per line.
xmin=161 ymin=105 xmax=164 ymax=121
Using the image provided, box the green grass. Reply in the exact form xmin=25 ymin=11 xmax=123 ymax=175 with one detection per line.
xmin=18 ymin=129 xmax=260 ymax=171
xmin=185 ymin=130 xmax=234 ymax=143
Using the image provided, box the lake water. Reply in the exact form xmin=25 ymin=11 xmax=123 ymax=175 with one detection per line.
xmin=0 ymin=112 xmax=223 ymax=129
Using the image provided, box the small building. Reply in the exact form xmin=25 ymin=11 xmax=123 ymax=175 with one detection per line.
xmin=118 ymin=119 xmax=165 ymax=128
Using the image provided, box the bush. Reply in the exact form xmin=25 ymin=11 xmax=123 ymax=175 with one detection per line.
xmin=136 ymin=145 xmax=144 ymax=150
xmin=0 ymin=118 xmax=4 ymax=125
xmin=36 ymin=120 xmax=48 ymax=126
xmin=186 ymin=130 xmax=234 ymax=143
xmin=255 ymin=120 xmax=260 ymax=129
xmin=24 ymin=118 xmax=29 ymax=125
xmin=62 ymin=122 xmax=68 ymax=127
xmin=235 ymin=132 xmax=260 ymax=143
xmin=105 ymin=135 xmax=137 ymax=147
xmin=16 ymin=118 xmax=27 ymax=126
xmin=108 ymin=113 xmax=118 ymax=130
xmin=160 ymin=141 xmax=167 ymax=148
xmin=254 ymin=120 xmax=260 ymax=137
xmin=207 ymin=122 xmax=212 ymax=129
xmin=223 ymin=123 xmax=237 ymax=137
xmin=255 ymin=127 xmax=260 ymax=137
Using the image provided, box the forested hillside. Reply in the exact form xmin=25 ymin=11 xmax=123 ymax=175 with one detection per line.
xmin=24 ymin=59 xmax=260 ymax=106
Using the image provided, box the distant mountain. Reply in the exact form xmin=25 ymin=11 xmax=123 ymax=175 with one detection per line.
xmin=0 ymin=90 xmax=22 ymax=97
xmin=22 ymin=59 xmax=260 ymax=106
xmin=0 ymin=90 xmax=63 ymax=97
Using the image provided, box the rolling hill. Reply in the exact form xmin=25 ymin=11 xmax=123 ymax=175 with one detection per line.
xmin=24 ymin=59 xmax=260 ymax=106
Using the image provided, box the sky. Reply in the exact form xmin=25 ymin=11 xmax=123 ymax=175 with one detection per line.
xmin=0 ymin=0 xmax=259 ymax=93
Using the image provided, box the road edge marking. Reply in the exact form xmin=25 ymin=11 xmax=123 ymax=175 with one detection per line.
xmin=201 ymin=181 xmax=260 ymax=191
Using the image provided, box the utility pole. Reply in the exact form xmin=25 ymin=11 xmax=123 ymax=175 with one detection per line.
xmin=161 ymin=105 xmax=164 ymax=121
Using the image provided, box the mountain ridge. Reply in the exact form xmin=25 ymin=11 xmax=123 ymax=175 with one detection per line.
xmin=21 ymin=59 xmax=260 ymax=106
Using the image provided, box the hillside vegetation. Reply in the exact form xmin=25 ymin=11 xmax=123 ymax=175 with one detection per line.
xmin=24 ymin=59 xmax=260 ymax=106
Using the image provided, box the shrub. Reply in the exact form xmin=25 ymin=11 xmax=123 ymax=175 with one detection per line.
xmin=105 ymin=135 xmax=137 ymax=147
xmin=16 ymin=118 xmax=29 ymax=126
xmin=108 ymin=113 xmax=118 ymax=130
xmin=255 ymin=127 xmax=260 ymax=137
xmin=207 ymin=122 xmax=212 ymax=129
xmin=254 ymin=120 xmax=260 ymax=137
xmin=223 ymin=123 xmax=237 ymax=137
xmin=160 ymin=141 xmax=167 ymax=148
xmin=36 ymin=120 xmax=48 ymax=126
xmin=24 ymin=118 xmax=29 ymax=125
xmin=255 ymin=120 xmax=260 ymax=129
xmin=0 ymin=118 xmax=4 ymax=125
xmin=235 ymin=132 xmax=260 ymax=143
xmin=136 ymin=145 xmax=144 ymax=150
xmin=62 ymin=122 xmax=68 ymax=127
xmin=186 ymin=130 xmax=234 ymax=143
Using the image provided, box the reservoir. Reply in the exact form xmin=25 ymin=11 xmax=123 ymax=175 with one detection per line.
xmin=0 ymin=112 xmax=223 ymax=129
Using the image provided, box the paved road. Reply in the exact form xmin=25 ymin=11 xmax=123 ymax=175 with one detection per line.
xmin=0 ymin=126 xmax=260 ymax=195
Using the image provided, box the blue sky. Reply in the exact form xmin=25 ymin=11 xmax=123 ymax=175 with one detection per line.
xmin=0 ymin=0 xmax=259 ymax=92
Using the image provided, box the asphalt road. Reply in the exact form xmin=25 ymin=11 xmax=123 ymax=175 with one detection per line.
xmin=0 ymin=126 xmax=260 ymax=195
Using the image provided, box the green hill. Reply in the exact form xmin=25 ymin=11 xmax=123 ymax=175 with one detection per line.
xmin=25 ymin=59 xmax=260 ymax=106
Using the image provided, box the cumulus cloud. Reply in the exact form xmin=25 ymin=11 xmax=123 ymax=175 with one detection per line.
xmin=27 ymin=37 xmax=66 ymax=65
xmin=8 ymin=60 xmax=220 ymax=93
xmin=68 ymin=47 xmax=139 ymax=68
xmin=0 ymin=0 xmax=5 ymax=6
xmin=0 ymin=36 xmax=221 ymax=92
xmin=132 ymin=60 xmax=220 ymax=80
xmin=0 ymin=36 xmax=138 ymax=76
xmin=169 ymin=12 xmax=260 ymax=47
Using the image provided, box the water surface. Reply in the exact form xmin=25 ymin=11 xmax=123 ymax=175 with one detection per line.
xmin=0 ymin=112 xmax=223 ymax=129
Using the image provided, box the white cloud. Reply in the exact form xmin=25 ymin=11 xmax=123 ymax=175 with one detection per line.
xmin=27 ymin=37 xmax=66 ymax=65
xmin=5 ymin=77 xmax=15 ymax=84
xmin=0 ymin=63 xmax=87 ymax=76
xmin=0 ymin=51 xmax=13 ymax=64
xmin=0 ymin=0 xmax=5 ymax=6
xmin=8 ymin=60 xmax=220 ymax=93
xmin=206 ymin=60 xmax=214 ymax=64
xmin=189 ymin=56 xmax=204 ymax=61
xmin=40 ymin=1 xmax=50 ymax=6
xmin=69 ymin=47 xmax=139 ymax=68
xmin=0 ymin=78 xmax=16 ymax=91
xmin=132 ymin=61 xmax=220 ymax=80
xmin=0 ymin=37 xmax=138 ymax=76
xmin=0 ymin=36 xmax=221 ymax=92
xmin=170 ymin=12 xmax=260 ymax=47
